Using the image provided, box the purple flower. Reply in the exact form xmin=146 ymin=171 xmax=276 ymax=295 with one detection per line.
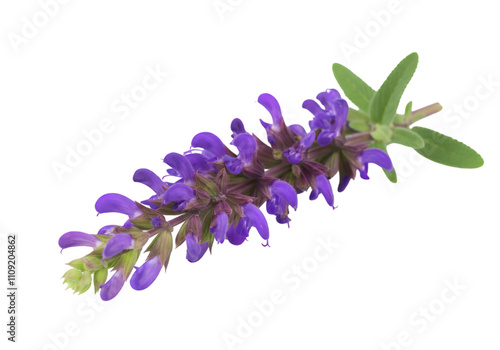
xmin=266 ymin=180 xmax=298 ymax=225
xmin=185 ymin=233 xmax=209 ymax=263
xmin=133 ymin=168 xmax=165 ymax=195
xmin=191 ymin=132 xmax=226 ymax=161
xmin=210 ymin=212 xmax=229 ymax=243
xmin=163 ymin=152 xmax=195 ymax=185
xmin=338 ymin=148 xmax=393 ymax=192
xmin=95 ymin=193 xmax=141 ymax=219
xmin=231 ymin=118 xmax=246 ymax=138
xmin=97 ymin=225 xmax=115 ymax=235
xmin=130 ymin=256 xmax=162 ymax=291
xmin=303 ymin=89 xmax=348 ymax=146
xmin=102 ymin=234 xmax=135 ymax=260
xmin=235 ymin=203 xmax=269 ymax=242
xmin=100 ymin=268 xmax=126 ymax=301
xmin=309 ymin=174 xmax=334 ymax=208
xmin=162 ymin=183 xmax=196 ymax=210
xmin=59 ymin=231 xmax=102 ymax=252
xmin=224 ymin=133 xmax=257 ymax=174
xmin=258 ymin=93 xmax=284 ymax=132
xmin=282 ymin=131 xmax=315 ymax=164
xmin=226 ymin=224 xmax=246 ymax=245
xmin=185 ymin=153 xmax=217 ymax=173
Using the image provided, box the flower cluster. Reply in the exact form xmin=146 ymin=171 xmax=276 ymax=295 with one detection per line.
xmin=59 ymin=88 xmax=393 ymax=300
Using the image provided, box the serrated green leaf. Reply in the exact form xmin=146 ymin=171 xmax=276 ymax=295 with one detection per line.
xmin=333 ymin=63 xmax=375 ymax=112
xmin=391 ymin=127 xmax=425 ymax=149
xmin=412 ymin=127 xmax=484 ymax=168
xmin=369 ymin=53 xmax=419 ymax=125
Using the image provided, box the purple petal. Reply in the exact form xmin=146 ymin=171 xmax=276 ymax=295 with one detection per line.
xmin=227 ymin=225 xmax=246 ymax=245
xmin=231 ymin=118 xmax=246 ymax=137
xmin=300 ymin=131 xmax=316 ymax=149
xmin=95 ymin=193 xmax=140 ymax=219
xmin=315 ymin=174 xmax=334 ymax=207
xmin=185 ymin=233 xmax=209 ymax=263
xmin=210 ymin=212 xmax=229 ymax=244
xmin=242 ymin=203 xmax=269 ymax=240
xmin=317 ymin=130 xmax=336 ymax=146
xmin=130 ymin=256 xmax=162 ymax=291
xmin=302 ymin=99 xmax=323 ymax=116
xmin=100 ymin=268 xmax=126 ymax=301
xmin=316 ymin=89 xmax=341 ymax=108
xmin=224 ymin=155 xmax=243 ymax=175
xmin=59 ymin=231 xmax=101 ymax=251
xmin=97 ymin=225 xmax=115 ymax=235
xmin=185 ymin=153 xmax=217 ymax=173
xmin=102 ymin=234 xmax=135 ymax=260
xmin=162 ymin=183 xmax=195 ymax=209
xmin=133 ymin=168 xmax=165 ymax=195
xmin=270 ymin=180 xmax=298 ymax=210
xmin=359 ymin=148 xmax=393 ymax=172
xmin=191 ymin=132 xmax=226 ymax=160
xmin=338 ymin=175 xmax=351 ymax=192
xmin=289 ymin=124 xmax=307 ymax=137
xmin=163 ymin=153 xmax=195 ymax=184
xmin=282 ymin=148 xmax=301 ymax=164
xmin=231 ymin=133 xmax=256 ymax=164
xmin=258 ymin=93 xmax=283 ymax=128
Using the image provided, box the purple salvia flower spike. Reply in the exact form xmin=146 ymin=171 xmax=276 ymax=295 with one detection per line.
xmin=95 ymin=193 xmax=141 ymax=219
xmin=102 ymin=234 xmax=135 ymax=260
xmin=130 ymin=256 xmax=162 ymax=291
xmin=133 ymin=168 xmax=165 ymax=195
xmin=100 ymin=268 xmax=126 ymax=301
xmin=163 ymin=152 xmax=195 ymax=184
xmin=59 ymin=231 xmax=101 ymax=252
xmin=191 ymin=132 xmax=226 ymax=161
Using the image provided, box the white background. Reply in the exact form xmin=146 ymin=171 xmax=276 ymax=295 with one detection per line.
xmin=0 ymin=0 xmax=499 ymax=349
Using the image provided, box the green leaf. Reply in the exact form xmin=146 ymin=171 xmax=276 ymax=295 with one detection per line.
xmin=332 ymin=63 xmax=375 ymax=112
xmin=347 ymin=108 xmax=370 ymax=123
xmin=370 ymin=125 xmax=392 ymax=142
xmin=391 ymin=127 xmax=425 ymax=149
xmin=369 ymin=53 xmax=419 ymax=125
xmin=412 ymin=127 xmax=484 ymax=168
